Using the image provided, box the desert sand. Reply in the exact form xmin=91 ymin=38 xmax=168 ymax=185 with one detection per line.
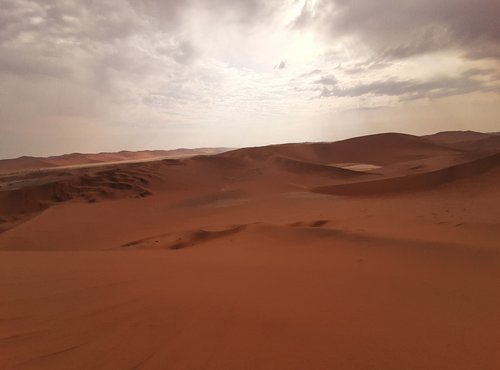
xmin=1 ymin=131 xmax=499 ymax=370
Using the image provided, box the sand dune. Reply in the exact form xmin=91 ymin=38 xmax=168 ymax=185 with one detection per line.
xmin=223 ymin=132 xmax=463 ymax=165
xmin=313 ymin=152 xmax=500 ymax=196
xmin=453 ymin=134 xmax=500 ymax=152
xmin=1 ymin=131 xmax=499 ymax=370
xmin=1 ymin=130 xmax=499 ymax=242
xmin=423 ymin=130 xmax=498 ymax=145
xmin=0 ymin=148 xmax=229 ymax=174
xmin=271 ymin=155 xmax=370 ymax=176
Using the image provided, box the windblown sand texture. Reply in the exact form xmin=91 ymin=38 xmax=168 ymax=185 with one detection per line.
xmin=1 ymin=131 xmax=499 ymax=370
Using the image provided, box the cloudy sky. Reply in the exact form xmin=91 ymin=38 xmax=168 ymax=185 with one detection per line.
xmin=1 ymin=0 xmax=499 ymax=158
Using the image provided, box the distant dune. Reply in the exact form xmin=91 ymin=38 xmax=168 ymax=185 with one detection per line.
xmin=0 ymin=147 xmax=230 ymax=174
xmin=222 ymin=132 xmax=464 ymax=165
xmin=1 ymin=131 xmax=499 ymax=370
xmin=313 ymin=151 xmax=500 ymax=196
xmin=423 ymin=130 xmax=498 ymax=144
xmin=1 ymin=130 xmax=499 ymax=238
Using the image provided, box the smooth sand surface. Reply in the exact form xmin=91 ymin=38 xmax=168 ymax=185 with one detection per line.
xmin=1 ymin=131 xmax=499 ymax=370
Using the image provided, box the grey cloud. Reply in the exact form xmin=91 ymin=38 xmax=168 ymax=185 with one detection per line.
xmin=301 ymin=69 xmax=322 ymax=77
xmin=173 ymin=41 xmax=198 ymax=64
xmin=129 ymin=0 xmax=278 ymax=28
xmin=319 ymin=75 xmax=500 ymax=100
xmin=314 ymin=75 xmax=337 ymax=85
xmin=335 ymin=59 xmax=391 ymax=75
xmin=0 ymin=0 xmax=195 ymax=101
xmin=1 ymin=1 xmax=141 ymax=45
xmin=0 ymin=0 xmax=276 ymax=82
xmin=465 ymin=44 xmax=500 ymax=61
xmin=0 ymin=1 xmax=143 ymax=81
xmin=0 ymin=47 xmax=72 ymax=78
xmin=127 ymin=0 xmax=191 ymax=31
xmin=202 ymin=0 xmax=280 ymax=25
xmin=275 ymin=60 xmax=287 ymax=70
xmin=460 ymin=68 xmax=498 ymax=79
xmin=310 ymin=0 xmax=500 ymax=61
xmin=0 ymin=0 xmax=44 ymax=42
xmin=157 ymin=39 xmax=200 ymax=65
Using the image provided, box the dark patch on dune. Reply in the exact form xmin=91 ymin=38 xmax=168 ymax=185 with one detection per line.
xmin=162 ymin=158 xmax=182 ymax=166
xmin=120 ymin=225 xmax=246 ymax=250
xmin=289 ymin=220 xmax=330 ymax=228
xmin=169 ymin=225 xmax=247 ymax=250
xmin=310 ymin=220 xmax=329 ymax=227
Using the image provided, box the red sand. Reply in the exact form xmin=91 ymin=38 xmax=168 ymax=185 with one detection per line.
xmin=1 ymin=131 xmax=499 ymax=370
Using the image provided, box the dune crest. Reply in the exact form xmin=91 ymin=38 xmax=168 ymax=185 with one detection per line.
xmin=313 ymin=152 xmax=500 ymax=196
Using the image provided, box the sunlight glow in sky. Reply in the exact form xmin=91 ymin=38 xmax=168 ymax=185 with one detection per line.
xmin=0 ymin=0 xmax=499 ymax=158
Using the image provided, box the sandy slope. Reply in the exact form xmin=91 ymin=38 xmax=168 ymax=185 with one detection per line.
xmin=0 ymin=131 xmax=499 ymax=370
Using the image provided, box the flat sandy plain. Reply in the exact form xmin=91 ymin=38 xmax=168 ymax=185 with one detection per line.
xmin=1 ymin=131 xmax=499 ymax=370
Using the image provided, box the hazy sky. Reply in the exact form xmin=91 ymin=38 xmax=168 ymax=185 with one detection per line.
xmin=1 ymin=0 xmax=499 ymax=158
